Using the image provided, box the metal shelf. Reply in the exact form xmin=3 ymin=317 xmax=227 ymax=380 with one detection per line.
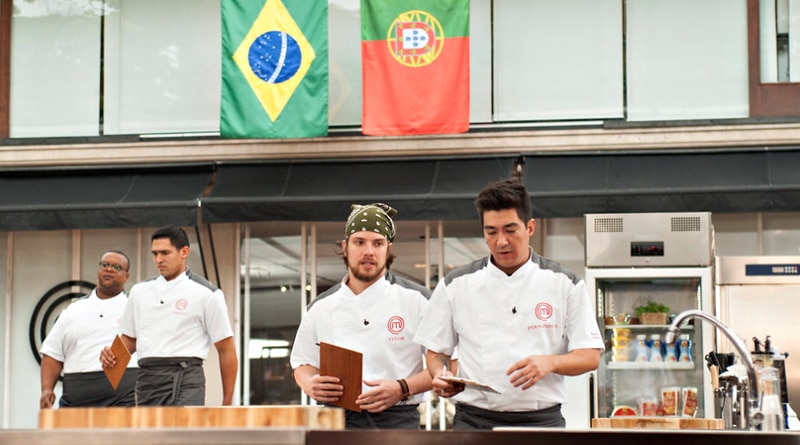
xmin=604 ymin=324 xmax=695 ymax=330
xmin=607 ymin=362 xmax=694 ymax=370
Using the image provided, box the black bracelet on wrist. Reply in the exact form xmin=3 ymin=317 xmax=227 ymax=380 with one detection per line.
xmin=397 ymin=378 xmax=410 ymax=401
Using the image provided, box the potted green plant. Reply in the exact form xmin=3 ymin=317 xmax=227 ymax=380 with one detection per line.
xmin=634 ymin=300 xmax=670 ymax=325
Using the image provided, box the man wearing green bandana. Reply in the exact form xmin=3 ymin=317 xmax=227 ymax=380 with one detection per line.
xmin=290 ymin=203 xmax=433 ymax=429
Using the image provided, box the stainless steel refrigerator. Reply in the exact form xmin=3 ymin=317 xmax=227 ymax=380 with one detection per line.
xmin=715 ymin=256 xmax=800 ymax=414
xmin=584 ymin=212 xmax=716 ymax=421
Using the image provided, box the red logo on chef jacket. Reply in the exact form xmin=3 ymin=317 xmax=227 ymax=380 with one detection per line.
xmin=535 ymin=302 xmax=553 ymax=321
xmin=387 ymin=316 xmax=405 ymax=335
xmin=175 ymin=298 xmax=189 ymax=311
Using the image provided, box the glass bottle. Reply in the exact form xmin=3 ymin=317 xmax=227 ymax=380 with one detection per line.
xmin=758 ymin=367 xmax=785 ymax=431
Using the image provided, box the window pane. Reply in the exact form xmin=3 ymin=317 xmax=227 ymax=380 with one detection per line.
xmin=493 ymin=0 xmax=623 ymax=121
xmin=791 ymin=0 xmax=800 ymax=81
xmin=760 ymin=0 xmax=800 ymax=82
xmin=626 ymin=0 xmax=748 ymax=120
xmin=329 ymin=0 xmax=361 ymax=127
xmin=10 ymin=2 xmax=101 ymax=137
xmin=470 ymin=0 xmax=492 ymax=123
xmin=103 ymin=0 xmax=220 ymax=135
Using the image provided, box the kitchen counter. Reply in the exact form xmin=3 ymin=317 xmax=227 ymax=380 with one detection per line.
xmin=0 ymin=428 xmax=798 ymax=445
xmin=310 ymin=429 xmax=800 ymax=445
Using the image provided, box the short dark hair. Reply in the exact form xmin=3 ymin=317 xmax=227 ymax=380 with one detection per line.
xmin=103 ymin=249 xmax=131 ymax=271
xmin=475 ymin=179 xmax=532 ymax=226
xmin=151 ymin=225 xmax=190 ymax=250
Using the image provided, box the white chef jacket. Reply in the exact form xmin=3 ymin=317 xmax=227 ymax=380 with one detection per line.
xmin=414 ymin=250 xmax=605 ymax=411
xmin=120 ymin=269 xmax=233 ymax=360
xmin=40 ymin=289 xmax=138 ymax=373
xmin=291 ymin=271 xmax=430 ymax=405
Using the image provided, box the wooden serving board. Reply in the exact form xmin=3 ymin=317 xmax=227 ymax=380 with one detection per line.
xmin=592 ymin=417 xmax=724 ymax=430
xmin=39 ymin=405 xmax=344 ymax=430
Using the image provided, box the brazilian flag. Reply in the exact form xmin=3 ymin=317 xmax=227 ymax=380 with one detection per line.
xmin=221 ymin=0 xmax=328 ymax=138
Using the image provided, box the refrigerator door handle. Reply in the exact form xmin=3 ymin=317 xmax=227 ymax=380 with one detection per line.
xmin=589 ymin=371 xmax=596 ymax=422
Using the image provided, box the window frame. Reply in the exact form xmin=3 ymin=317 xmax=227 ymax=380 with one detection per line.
xmin=748 ymin=0 xmax=800 ymax=116
xmin=0 ymin=0 xmax=10 ymax=139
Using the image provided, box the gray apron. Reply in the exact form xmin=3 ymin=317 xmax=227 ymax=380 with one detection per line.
xmin=136 ymin=357 xmax=205 ymax=406
xmin=60 ymin=368 xmax=137 ymax=407
xmin=454 ymin=402 xmax=565 ymax=430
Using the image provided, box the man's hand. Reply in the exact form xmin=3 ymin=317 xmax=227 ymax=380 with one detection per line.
xmin=506 ymin=355 xmax=555 ymax=390
xmin=356 ymin=379 xmax=404 ymax=413
xmin=40 ymin=389 xmax=56 ymax=409
xmin=305 ymin=374 xmax=344 ymax=404
xmin=99 ymin=345 xmax=116 ymax=368
xmin=431 ymin=372 xmax=465 ymax=399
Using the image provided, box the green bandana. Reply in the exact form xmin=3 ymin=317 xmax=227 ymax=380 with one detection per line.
xmin=345 ymin=203 xmax=397 ymax=242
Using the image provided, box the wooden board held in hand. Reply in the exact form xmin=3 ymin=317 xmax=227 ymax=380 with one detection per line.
xmin=319 ymin=342 xmax=362 ymax=412
xmin=103 ymin=334 xmax=131 ymax=390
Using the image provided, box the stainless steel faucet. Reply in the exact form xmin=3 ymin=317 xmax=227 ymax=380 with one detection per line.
xmin=665 ymin=309 xmax=761 ymax=429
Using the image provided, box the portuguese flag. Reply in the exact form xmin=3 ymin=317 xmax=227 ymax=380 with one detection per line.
xmin=361 ymin=0 xmax=470 ymax=136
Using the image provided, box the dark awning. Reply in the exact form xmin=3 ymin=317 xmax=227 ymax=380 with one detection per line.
xmin=2 ymin=148 xmax=800 ymax=232
xmin=201 ymin=156 xmax=518 ymax=223
xmin=524 ymin=147 xmax=800 ymax=217
xmin=0 ymin=163 xmax=215 ymax=231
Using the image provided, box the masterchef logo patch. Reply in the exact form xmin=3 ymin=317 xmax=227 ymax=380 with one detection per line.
xmin=387 ymin=315 xmax=405 ymax=335
xmin=175 ymin=298 xmax=189 ymax=311
xmin=535 ymin=302 xmax=553 ymax=321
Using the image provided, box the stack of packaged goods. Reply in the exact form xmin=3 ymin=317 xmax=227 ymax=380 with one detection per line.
xmin=660 ymin=386 xmax=699 ymax=417
xmin=612 ymin=328 xmax=632 ymax=362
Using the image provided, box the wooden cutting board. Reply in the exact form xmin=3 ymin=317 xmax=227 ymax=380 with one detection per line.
xmin=592 ymin=417 xmax=724 ymax=430
xmin=39 ymin=405 xmax=344 ymax=429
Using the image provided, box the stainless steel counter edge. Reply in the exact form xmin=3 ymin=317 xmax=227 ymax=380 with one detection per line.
xmin=2 ymin=428 xmax=799 ymax=445
xmin=307 ymin=429 xmax=800 ymax=445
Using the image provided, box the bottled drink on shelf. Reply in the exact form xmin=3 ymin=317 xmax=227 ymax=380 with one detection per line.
xmin=664 ymin=342 xmax=678 ymax=362
xmin=634 ymin=334 xmax=650 ymax=362
xmin=678 ymin=334 xmax=693 ymax=363
xmin=649 ymin=334 xmax=664 ymax=362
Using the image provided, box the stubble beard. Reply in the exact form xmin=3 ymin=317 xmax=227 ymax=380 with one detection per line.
xmin=347 ymin=257 xmax=385 ymax=284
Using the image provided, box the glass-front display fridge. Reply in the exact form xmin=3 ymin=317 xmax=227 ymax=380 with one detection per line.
xmin=584 ymin=212 xmax=715 ymax=421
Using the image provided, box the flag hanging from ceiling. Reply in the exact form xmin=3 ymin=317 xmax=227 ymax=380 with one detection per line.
xmin=361 ymin=0 xmax=470 ymax=136
xmin=220 ymin=0 xmax=328 ymax=138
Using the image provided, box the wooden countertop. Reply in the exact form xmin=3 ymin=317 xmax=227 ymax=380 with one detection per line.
xmin=38 ymin=405 xmax=344 ymax=430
